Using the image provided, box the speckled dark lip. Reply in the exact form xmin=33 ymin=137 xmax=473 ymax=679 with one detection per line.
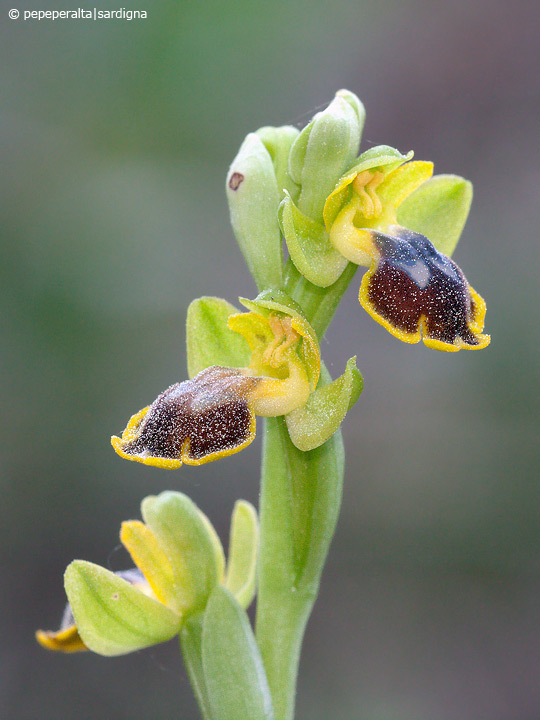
xmin=123 ymin=366 xmax=260 ymax=462
xmin=368 ymin=228 xmax=480 ymax=346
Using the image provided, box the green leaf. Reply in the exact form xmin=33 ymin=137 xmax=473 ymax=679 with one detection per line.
xmin=141 ymin=492 xmax=220 ymax=615
xmin=256 ymin=125 xmax=300 ymax=201
xmin=288 ymin=91 xmax=364 ymax=222
xmin=279 ymin=193 xmax=348 ymax=287
xmin=225 ymin=500 xmax=259 ymax=609
xmin=202 ymin=586 xmax=274 ymax=720
xmin=180 ymin=614 xmax=213 ymax=720
xmin=397 ymin=174 xmax=473 ymax=257
xmin=64 ymin=561 xmax=181 ymax=657
xmin=186 ymin=297 xmax=251 ymax=378
xmin=226 ymin=133 xmax=283 ymax=290
xmin=286 ymin=357 xmax=363 ymax=451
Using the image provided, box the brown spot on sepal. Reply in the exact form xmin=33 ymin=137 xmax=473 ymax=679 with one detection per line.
xmin=228 ymin=172 xmax=244 ymax=191
xmin=122 ymin=367 xmax=260 ymax=463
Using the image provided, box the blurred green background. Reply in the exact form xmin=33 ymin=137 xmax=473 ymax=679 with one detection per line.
xmin=1 ymin=0 xmax=539 ymax=718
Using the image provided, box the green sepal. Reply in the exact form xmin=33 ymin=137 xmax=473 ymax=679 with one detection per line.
xmin=288 ymin=90 xmax=364 ymax=222
xmin=324 ymin=145 xmax=414 ymax=230
xmin=286 ymin=357 xmax=363 ymax=451
xmin=279 ymin=192 xmax=348 ymax=287
xmin=239 ymin=290 xmax=320 ymax=388
xmin=197 ymin=507 xmax=226 ymax=585
xmin=141 ymin=492 xmax=220 ymax=616
xmin=397 ymin=174 xmax=473 ymax=257
xmin=256 ymin=125 xmax=300 ymax=201
xmin=225 ymin=500 xmax=259 ymax=609
xmin=202 ymin=586 xmax=274 ymax=720
xmin=226 ymin=133 xmax=283 ymax=291
xmin=64 ymin=560 xmax=181 ymax=657
xmin=347 ymin=144 xmax=413 ymax=177
xmin=186 ymin=297 xmax=251 ymax=378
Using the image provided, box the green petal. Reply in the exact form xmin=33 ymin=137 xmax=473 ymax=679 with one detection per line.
xmin=239 ymin=290 xmax=320 ymax=389
xmin=141 ymin=492 xmax=220 ymax=615
xmin=120 ymin=521 xmax=177 ymax=608
xmin=397 ymin=174 xmax=473 ymax=257
xmin=324 ymin=146 xmax=414 ymax=230
xmin=64 ymin=561 xmax=181 ymax=657
xmin=186 ymin=296 xmax=251 ymax=379
xmin=279 ymin=193 xmax=348 ymax=287
xmin=226 ymin=133 xmax=283 ymax=290
xmin=286 ymin=357 xmax=363 ymax=451
xmin=288 ymin=91 xmax=364 ymax=221
xmin=202 ymin=586 xmax=274 ymax=720
xmin=256 ymin=125 xmax=300 ymax=201
xmin=225 ymin=501 xmax=259 ymax=609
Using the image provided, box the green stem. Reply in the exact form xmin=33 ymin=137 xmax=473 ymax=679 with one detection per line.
xmin=256 ymin=416 xmax=344 ymax=720
xmin=255 ymin=419 xmax=312 ymax=720
xmin=255 ymin=263 xmax=355 ymax=719
xmin=284 ymin=259 xmax=357 ymax=338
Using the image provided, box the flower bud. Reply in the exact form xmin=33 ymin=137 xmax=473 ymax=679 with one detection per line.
xmin=38 ymin=492 xmax=261 ymax=657
xmin=256 ymin=125 xmax=300 ymax=201
xmin=288 ymin=90 xmax=365 ymax=221
xmin=226 ymin=133 xmax=283 ymax=290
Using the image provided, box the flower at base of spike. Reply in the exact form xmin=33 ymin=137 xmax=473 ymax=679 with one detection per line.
xmin=36 ymin=569 xmax=149 ymax=653
xmin=37 ymin=492 xmax=259 ymax=656
xmin=322 ymin=145 xmax=490 ymax=351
